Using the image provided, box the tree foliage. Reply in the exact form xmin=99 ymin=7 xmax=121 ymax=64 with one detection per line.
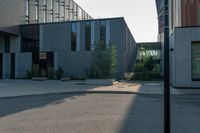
xmin=86 ymin=41 xmax=117 ymax=79
xmin=133 ymin=47 xmax=162 ymax=80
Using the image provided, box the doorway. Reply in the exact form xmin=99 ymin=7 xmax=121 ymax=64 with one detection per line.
xmin=10 ymin=53 xmax=15 ymax=79
xmin=39 ymin=52 xmax=54 ymax=78
xmin=0 ymin=53 xmax=2 ymax=79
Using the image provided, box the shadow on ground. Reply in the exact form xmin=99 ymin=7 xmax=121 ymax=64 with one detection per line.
xmin=119 ymin=94 xmax=164 ymax=133
xmin=0 ymin=85 xmax=97 ymax=118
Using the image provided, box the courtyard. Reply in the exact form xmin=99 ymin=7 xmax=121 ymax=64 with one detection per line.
xmin=0 ymin=80 xmax=200 ymax=133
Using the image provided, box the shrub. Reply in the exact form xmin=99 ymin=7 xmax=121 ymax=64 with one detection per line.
xmin=133 ymin=47 xmax=162 ymax=80
xmin=32 ymin=64 xmax=40 ymax=77
xmin=26 ymin=69 xmax=32 ymax=79
xmin=55 ymin=67 xmax=64 ymax=80
xmin=26 ymin=64 xmax=39 ymax=79
xmin=86 ymin=41 xmax=117 ymax=79
xmin=132 ymin=72 xmax=162 ymax=81
xmin=47 ymin=67 xmax=55 ymax=79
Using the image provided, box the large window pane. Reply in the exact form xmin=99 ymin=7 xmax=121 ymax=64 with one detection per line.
xmin=192 ymin=42 xmax=200 ymax=80
xmin=25 ymin=0 xmax=29 ymax=23
xmin=4 ymin=36 xmax=10 ymax=53
xmin=71 ymin=23 xmax=77 ymax=51
xmin=100 ymin=20 xmax=106 ymax=49
xmin=44 ymin=0 xmax=47 ymax=22
xmin=85 ymin=21 xmax=91 ymax=51
xmin=35 ymin=0 xmax=39 ymax=22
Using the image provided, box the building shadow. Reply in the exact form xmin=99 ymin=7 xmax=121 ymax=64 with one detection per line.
xmin=118 ymin=93 xmax=164 ymax=133
xmin=0 ymin=83 xmax=101 ymax=118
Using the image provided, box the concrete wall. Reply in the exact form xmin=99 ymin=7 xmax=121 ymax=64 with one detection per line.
xmin=0 ymin=36 xmax=4 ymax=53
xmin=55 ymin=52 xmax=92 ymax=79
xmin=38 ymin=18 xmax=136 ymax=79
xmin=0 ymin=0 xmax=92 ymax=35
xmin=0 ymin=0 xmax=25 ymax=34
xmin=40 ymin=23 xmax=70 ymax=52
xmin=15 ymin=53 xmax=32 ymax=78
xmin=170 ymin=27 xmax=200 ymax=88
xmin=2 ymin=53 xmax=11 ymax=79
xmin=10 ymin=36 xmax=21 ymax=53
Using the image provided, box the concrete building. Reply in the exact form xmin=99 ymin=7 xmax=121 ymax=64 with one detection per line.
xmin=156 ymin=0 xmax=200 ymax=88
xmin=0 ymin=0 xmax=136 ymax=79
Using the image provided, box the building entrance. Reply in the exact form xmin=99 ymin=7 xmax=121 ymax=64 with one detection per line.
xmin=0 ymin=53 xmax=2 ymax=79
xmin=39 ymin=52 xmax=54 ymax=78
xmin=10 ymin=53 xmax=15 ymax=79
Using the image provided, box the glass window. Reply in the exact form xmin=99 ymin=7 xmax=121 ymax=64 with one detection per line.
xmin=69 ymin=0 xmax=74 ymax=20
xmin=60 ymin=0 xmax=65 ymax=21
xmin=71 ymin=23 xmax=77 ymax=51
xmin=56 ymin=1 xmax=59 ymax=22
xmin=77 ymin=7 xmax=82 ymax=20
xmin=25 ymin=0 xmax=29 ymax=24
xmin=35 ymin=0 xmax=39 ymax=22
xmin=49 ymin=0 xmax=53 ymax=22
xmin=44 ymin=0 xmax=47 ymax=22
xmin=73 ymin=3 xmax=77 ymax=20
xmin=4 ymin=36 xmax=10 ymax=53
xmin=192 ymin=42 xmax=200 ymax=81
xmin=85 ymin=21 xmax=91 ymax=51
xmin=100 ymin=21 xmax=106 ymax=49
xmin=25 ymin=0 xmax=29 ymax=17
xmin=66 ymin=0 xmax=70 ymax=20
xmin=82 ymin=11 xmax=85 ymax=20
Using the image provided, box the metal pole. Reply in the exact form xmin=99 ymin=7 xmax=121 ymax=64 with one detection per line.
xmin=164 ymin=0 xmax=170 ymax=133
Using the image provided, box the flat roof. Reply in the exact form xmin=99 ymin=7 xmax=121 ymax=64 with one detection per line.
xmin=20 ymin=17 xmax=124 ymax=26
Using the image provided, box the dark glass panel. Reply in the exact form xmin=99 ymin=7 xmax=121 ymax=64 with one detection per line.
xmin=71 ymin=23 xmax=77 ymax=51
xmin=85 ymin=21 xmax=91 ymax=51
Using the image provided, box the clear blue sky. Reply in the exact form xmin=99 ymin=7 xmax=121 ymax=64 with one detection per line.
xmin=75 ymin=0 xmax=158 ymax=42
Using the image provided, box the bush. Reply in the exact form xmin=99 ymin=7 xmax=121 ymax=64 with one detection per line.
xmin=134 ymin=63 xmax=144 ymax=72
xmin=55 ymin=67 xmax=64 ymax=80
xmin=132 ymin=72 xmax=162 ymax=81
xmin=133 ymin=47 xmax=162 ymax=80
xmin=86 ymin=41 xmax=117 ymax=79
xmin=26 ymin=70 xmax=32 ymax=79
xmin=26 ymin=64 xmax=39 ymax=79
xmin=32 ymin=64 xmax=40 ymax=77
xmin=47 ymin=67 xmax=55 ymax=79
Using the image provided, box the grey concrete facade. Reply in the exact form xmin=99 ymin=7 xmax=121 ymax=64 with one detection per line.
xmin=18 ymin=18 xmax=136 ymax=79
xmin=0 ymin=1 xmax=136 ymax=79
xmin=0 ymin=0 xmax=93 ymax=79
xmin=0 ymin=0 xmax=92 ymax=35
xmin=170 ymin=27 xmax=200 ymax=88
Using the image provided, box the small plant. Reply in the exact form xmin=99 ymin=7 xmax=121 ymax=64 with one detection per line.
xmin=26 ymin=64 xmax=39 ymax=79
xmin=32 ymin=64 xmax=40 ymax=77
xmin=26 ymin=69 xmax=32 ymax=79
xmin=56 ymin=67 xmax=64 ymax=80
xmin=47 ymin=67 xmax=55 ymax=79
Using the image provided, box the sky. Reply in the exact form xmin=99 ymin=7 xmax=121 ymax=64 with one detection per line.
xmin=75 ymin=0 xmax=158 ymax=43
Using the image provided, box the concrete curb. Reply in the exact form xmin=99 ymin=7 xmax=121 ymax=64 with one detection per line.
xmin=0 ymin=90 xmax=163 ymax=99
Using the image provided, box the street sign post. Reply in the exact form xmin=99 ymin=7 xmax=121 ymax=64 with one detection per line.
xmin=164 ymin=0 xmax=170 ymax=133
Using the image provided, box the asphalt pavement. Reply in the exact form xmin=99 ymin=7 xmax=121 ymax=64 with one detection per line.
xmin=0 ymin=93 xmax=200 ymax=133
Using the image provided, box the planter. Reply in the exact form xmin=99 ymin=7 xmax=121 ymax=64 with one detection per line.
xmin=61 ymin=77 xmax=71 ymax=81
xmin=86 ymin=79 xmax=117 ymax=85
xmin=32 ymin=77 xmax=47 ymax=81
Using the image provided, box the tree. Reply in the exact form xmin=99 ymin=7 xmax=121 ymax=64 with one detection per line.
xmin=86 ymin=41 xmax=117 ymax=79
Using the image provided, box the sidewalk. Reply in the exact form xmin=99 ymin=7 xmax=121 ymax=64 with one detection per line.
xmin=0 ymin=79 xmax=193 ymax=98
